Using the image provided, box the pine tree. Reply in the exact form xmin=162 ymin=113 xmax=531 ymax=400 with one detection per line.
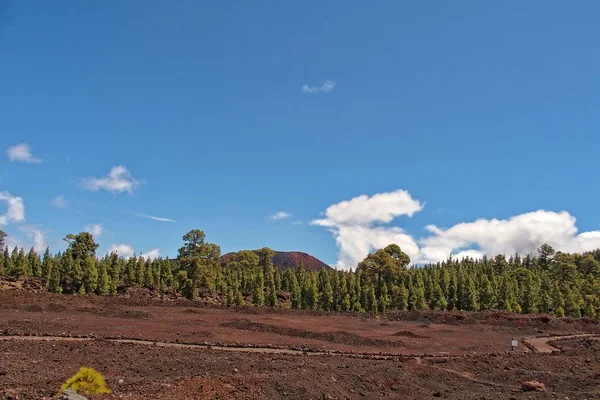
xmin=378 ymin=283 xmax=390 ymax=312
xmin=1 ymin=247 xmax=10 ymax=275
xmin=564 ymin=287 xmax=583 ymax=317
xmin=319 ymin=271 xmax=334 ymax=311
xmin=391 ymin=284 xmax=408 ymax=310
xmin=125 ymin=255 xmax=137 ymax=285
xmin=308 ymin=273 xmax=319 ymax=310
xmin=82 ymin=257 xmax=98 ymax=295
xmin=41 ymin=247 xmax=52 ymax=285
xmin=226 ymin=287 xmax=234 ymax=306
xmin=182 ymin=278 xmax=196 ymax=300
xmin=447 ymin=271 xmax=458 ymax=310
xmin=550 ymin=281 xmax=565 ymax=315
xmin=235 ymin=290 xmax=244 ymax=306
xmin=369 ymin=285 xmax=378 ymax=313
xmin=97 ymin=260 xmax=110 ymax=295
xmin=28 ymin=248 xmax=41 ymax=278
xmin=15 ymin=248 xmax=29 ymax=277
xmin=144 ymin=260 xmax=154 ymax=287
xmin=290 ymin=273 xmax=301 ymax=309
xmin=136 ymin=256 xmax=146 ymax=286
xmin=430 ymin=281 xmax=447 ymax=310
xmin=252 ymin=272 xmax=265 ymax=306
xmin=521 ymin=273 xmax=539 ymax=314
xmin=161 ymin=258 xmax=174 ymax=291
xmin=47 ymin=259 xmax=62 ymax=293
xmin=478 ymin=274 xmax=496 ymax=310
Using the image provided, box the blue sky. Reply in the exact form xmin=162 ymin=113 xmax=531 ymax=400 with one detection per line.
xmin=1 ymin=1 xmax=600 ymax=267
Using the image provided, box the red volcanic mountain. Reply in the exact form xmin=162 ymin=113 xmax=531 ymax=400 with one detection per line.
xmin=221 ymin=250 xmax=331 ymax=271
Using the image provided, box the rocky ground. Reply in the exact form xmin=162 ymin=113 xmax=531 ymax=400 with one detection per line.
xmin=0 ymin=283 xmax=599 ymax=399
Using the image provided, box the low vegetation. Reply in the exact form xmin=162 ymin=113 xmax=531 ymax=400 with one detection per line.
xmin=0 ymin=229 xmax=599 ymax=318
xmin=58 ymin=367 xmax=111 ymax=396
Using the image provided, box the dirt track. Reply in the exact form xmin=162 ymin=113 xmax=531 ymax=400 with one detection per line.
xmin=525 ymin=333 xmax=600 ymax=353
xmin=3 ymin=332 xmax=598 ymax=358
xmin=1 ymin=289 xmax=599 ymax=399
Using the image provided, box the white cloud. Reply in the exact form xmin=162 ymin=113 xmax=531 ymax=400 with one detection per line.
xmin=313 ymin=189 xmax=600 ymax=269
xmin=313 ymin=189 xmax=423 ymax=228
xmin=82 ymin=165 xmax=139 ymax=194
xmin=312 ymin=189 xmax=423 ymax=269
xmin=301 ymin=80 xmax=336 ymax=94
xmin=19 ymin=225 xmax=47 ymax=252
xmin=108 ymin=243 xmax=135 ymax=258
xmin=6 ymin=143 xmax=42 ymax=163
xmin=51 ymin=195 xmax=67 ymax=208
xmin=84 ymin=223 xmax=103 ymax=238
xmin=268 ymin=211 xmax=292 ymax=221
xmin=141 ymin=248 xmax=160 ymax=260
xmin=292 ymin=220 xmax=303 ymax=225
xmin=419 ymin=210 xmax=600 ymax=263
xmin=5 ymin=226 xmax=48 ymax=252
xmin=0 ymin=191 xmax=25 ymax=226
xmin=137 ymin=213 xmax=176 ymax=223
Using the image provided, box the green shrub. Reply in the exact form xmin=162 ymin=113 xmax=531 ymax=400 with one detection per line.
xmin=59 ymin=367 xmax=112 ymax=396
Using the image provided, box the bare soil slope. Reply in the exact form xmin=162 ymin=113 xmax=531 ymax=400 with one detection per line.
xmin=0 ymin=286 xmax=599 ymax=399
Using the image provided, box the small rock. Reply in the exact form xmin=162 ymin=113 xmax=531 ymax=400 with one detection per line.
xmin=0 ymin=366 xmax=7 ymax=376
xmin=433 ymin=392 xmax=442 ymax=397
xmin=233 ymin=368 xmax=239 ymax=373
xmin=521 ymin=380 xmax=546 ymax=392
xmin=118 ymin=378 xmax=124 ymax=384
xmin=58 ymin=389 xmax=88 ymax=400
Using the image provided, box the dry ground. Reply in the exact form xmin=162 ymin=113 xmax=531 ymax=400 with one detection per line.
xmin=0 ymin=287 xmax=599 ymax=399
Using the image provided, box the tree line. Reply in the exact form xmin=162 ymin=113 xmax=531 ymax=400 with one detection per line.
xmin=0 ymin=229 xmax=599 ymax=318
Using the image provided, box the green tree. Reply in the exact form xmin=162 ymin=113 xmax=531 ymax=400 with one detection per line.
xmin=27 ymin=248 xmax=41 ymax=278
xmin=41 ymin=247 xmax=52 ymax=285
xmin=290 ymin=273 xmax=302 ymax=309
xmin=63 ymin=232 xmax=99 ymax=261
xmin=82 ymin=257 xmax=98 ymax=294
xmin=378 ymin=282 xmax=390 ymax=312
xmin=252 ymin=271 xmax=265 ymax=306
xmin=357 ymin=244 xmax=410 ymax=296
xmin=538 ymin=243 xmax=555 ymax=270
xmin=97 ymin=259 xmax=110 ymax=295
xmin=478 ymin=274 xmax=496 ymax=310
xmin=429 ymin=281 xmax=447 ymax=310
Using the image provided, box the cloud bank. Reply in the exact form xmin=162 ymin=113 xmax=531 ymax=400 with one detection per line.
xmin=313 ymin=189 xmax=600 ymax=269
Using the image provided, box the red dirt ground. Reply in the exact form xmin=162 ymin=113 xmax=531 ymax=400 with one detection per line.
xmin=0 ymin=287 xmax=599 ymax=399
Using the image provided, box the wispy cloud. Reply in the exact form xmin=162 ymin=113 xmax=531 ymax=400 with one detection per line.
xmin=84 ymin=223 xmax=103 ymax=238
xmin=82 ymin=165 xmax=139 ymax=194
xmin=292 ymin=220 xmax=303 ymax=225
xmin=268 ymin=211 xmax=292 ymax=221
xmin=19 ymin=225 xmax=47 ymax=251
xmin=301 ymin=80 xmax=336 ymax=94
xmin=51 ymin=195 xmax=67 ymax=209
xmin=136 ymin=213 xmax=176 ymax=223
xmin=0 ymin=191 xmax=25 ymax=226
xmin=6 ymin=143 xmax=42 ymax=163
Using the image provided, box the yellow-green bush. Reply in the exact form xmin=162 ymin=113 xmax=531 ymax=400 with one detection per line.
xmin=59 ymin=367 xmax=112 ymax=396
